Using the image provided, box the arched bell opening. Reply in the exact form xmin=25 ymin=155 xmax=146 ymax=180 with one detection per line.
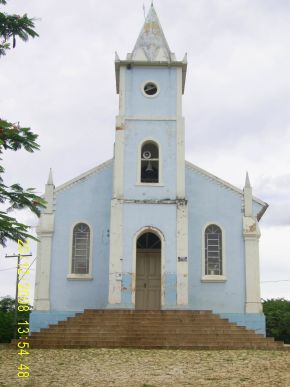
xmin=140 ymin=141 xmax=159 ymax=183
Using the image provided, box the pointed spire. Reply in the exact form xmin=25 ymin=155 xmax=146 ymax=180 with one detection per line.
xmin=44 ymin=168 xmax=54 ymax=214
xmin=244 ymin=171 xmax=253 ymax=217
xmin=131 ymin=4 xmax=172 ymax=62
xmin=245 ymin=171 xmax=251 ymax=188
xmin=47 ymin=168 xmax=54 ymax=186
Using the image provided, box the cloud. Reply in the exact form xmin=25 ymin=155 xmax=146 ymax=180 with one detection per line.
xmin=256 ymin=175 xmax=290 ymax=227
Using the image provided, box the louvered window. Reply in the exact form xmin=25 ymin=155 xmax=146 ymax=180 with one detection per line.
xmin=205 ymin=225 xmax=222 ymax=275
xmin=72 ymin=223 xmax=90 ymax=274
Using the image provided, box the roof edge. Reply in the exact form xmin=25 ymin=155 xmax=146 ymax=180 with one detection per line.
xmin=185 ymin=160 xmax=268 ymax=219
xmin=55 ymin=159 xmax=113 ymax=194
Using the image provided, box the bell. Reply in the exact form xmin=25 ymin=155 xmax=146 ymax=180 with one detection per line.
xmin=145 ymin=160 xmax=153 ymax=173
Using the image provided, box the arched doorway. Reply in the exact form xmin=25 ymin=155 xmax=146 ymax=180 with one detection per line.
xmin=135 ymin=232 xmax=161 ymax=310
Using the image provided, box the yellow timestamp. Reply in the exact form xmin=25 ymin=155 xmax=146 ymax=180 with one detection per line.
xmin=17 ymin=239 xmax=31 ymax=378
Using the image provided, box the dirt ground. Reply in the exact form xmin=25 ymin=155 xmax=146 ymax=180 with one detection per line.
xmin=0 ymin=345 xmax=289 ymax=387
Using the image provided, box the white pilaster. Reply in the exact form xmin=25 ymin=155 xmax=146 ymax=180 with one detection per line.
xmin=176 ymin=117 xmax=185 ymax=199
xmin=113 ymin=116 xmax=125 ymax=198
xmin=34 ymin=170 xmax=55 ymax=311
xmin=243 ymin=173 xmax=262 ymax=313
xmin=108 ymin=199 xmax=123 ymax=304
xmin=176 ymin=200 xmax=188 ymax=305
xmin=243 ymin=217 xmax=262 ymax=313
xmin=108 ymin=64 xmax=126 ymax=305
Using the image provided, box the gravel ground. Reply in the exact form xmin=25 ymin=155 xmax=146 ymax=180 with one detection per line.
xmin=0 ymin=346 xmax=289 ymax=387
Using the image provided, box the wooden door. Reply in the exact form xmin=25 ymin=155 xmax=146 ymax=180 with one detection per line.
xmin=136 ymin=252 xmax=161 ymax=310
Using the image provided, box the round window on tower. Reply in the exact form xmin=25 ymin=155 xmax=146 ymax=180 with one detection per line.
xmin=142 ymin=81 xmax=159 ymax=98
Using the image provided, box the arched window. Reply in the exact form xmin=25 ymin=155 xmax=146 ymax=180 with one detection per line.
xmin=205 ymin=225 xmax=222 ymax=276
xmin=140 ymin=141 xmax=159 ymax=183
xmin=72 ymin=223 xmax=90 ymax=274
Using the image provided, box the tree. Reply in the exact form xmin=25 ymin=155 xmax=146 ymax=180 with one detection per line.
xmin=263 ymin=298 xmax=290 ymax=344
xmin=0 ymin=1 xmax=45 ymax=246
xmin=0 ymin=296 xmax=32 ymax=342
xmin=0 ymin=0 xmax=38 ymax=57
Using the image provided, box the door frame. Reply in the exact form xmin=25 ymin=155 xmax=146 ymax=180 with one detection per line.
xmin=132 ymin=226 xmax=165 ymax=307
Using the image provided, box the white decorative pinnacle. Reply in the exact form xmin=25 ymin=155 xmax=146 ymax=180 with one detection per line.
xmin=245 ymin=171 xmax=251 ymax=188
xmin=47 ymin=168 xmax=54 ymax=186
xmin=131 ymin=4 xmax=172 ymax=62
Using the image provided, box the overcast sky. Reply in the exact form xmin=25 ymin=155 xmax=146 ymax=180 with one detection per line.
xmin=0 ymin=0 xmax=289 ymax=303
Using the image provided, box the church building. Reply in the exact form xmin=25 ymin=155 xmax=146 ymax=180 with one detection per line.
xmin=30 ymin=5 xmax=267 ymax=336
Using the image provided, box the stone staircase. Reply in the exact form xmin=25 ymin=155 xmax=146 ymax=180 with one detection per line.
xmin=20 ymin=310 xmax=285 ymax=349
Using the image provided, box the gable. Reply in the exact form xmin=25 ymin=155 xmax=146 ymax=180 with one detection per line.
xmin=55 ymin=159 xmax=113 ymax=195
xmin=185 ymin=161 xmax=268 ymax=221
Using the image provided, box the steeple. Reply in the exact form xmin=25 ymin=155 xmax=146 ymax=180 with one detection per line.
xmin=129 ymin=4 xmax=175 ymax=62
xmin=115 ymin=4 xmax=187 ymax=94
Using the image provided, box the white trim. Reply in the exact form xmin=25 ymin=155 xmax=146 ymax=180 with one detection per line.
xmin=176 ymin=200 xmax=188 ymax=305
xmin=201 ymin=222 xmax=227 ymax=281
xmin=186 ymin=161 xmax=267 ymax=209
xmin=176 ymin=66 xmax=185 ymax=198
xmin=125 ymin=116 xmax=176 ymax=121
xmin=136 ymin=183 xmax=164 ymax=187
xmin=131 ymin=226 xmax=165 ymax=307
xmin=108 ymin=199 xmax=123 ymax=304
xmin=141 ymin=80 xmax=160 ymax=98
xmin=55 ymin=159 xmax=113 ymax=194
xmin=34 ymin=214 xmax=54 ymax=311
xmin=119 ymin=66 xmax=126 ymax=115
xmin=67 ymin=274 xmax=93 ymax=281
xmin=176 ymin=117 xmax=185 ymax=198
xmin=176 ymin=67 xmax=182 ymax=117
xmin=137 ymin=138 xmax=163 ymax=185
xmin=68 ymin=221 xmax=93 ymax=279
xmin=243 ymin=217 xmax=262 ymax=313
xmin=201 ymin=275 xmax=227 ymax=283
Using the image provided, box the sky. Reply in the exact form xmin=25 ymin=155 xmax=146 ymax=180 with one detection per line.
xmin=0 ymin=0 xmax=289 ymax=303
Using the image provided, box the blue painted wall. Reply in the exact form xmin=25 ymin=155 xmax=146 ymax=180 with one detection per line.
xmin=123 ymin=120 xmax=177 ymax=200
xmin=186 ymin=165 xmax=245 ymax=313
xmin=125 ymin=67 xmax=177 ymax=117
xmin=30 ymin=161 xmax=266 ymax=334
xmin=49 ymin=163 xmax=113 ymax=311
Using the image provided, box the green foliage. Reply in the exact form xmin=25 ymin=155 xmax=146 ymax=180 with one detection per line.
xmin=0 ymin=296 xmax=32 ymax=343
xmin=263 ymin=298 xmax=290 ymax=344
xmin=0 ymin=119 xmax=39 ymax=152
xmin=0 ymin=4 xmax=44 ymax=246
xmin=0 ymin=0 xmax=38 ymax=57
xmin=0 ymin=120 xmax=46 ymax=246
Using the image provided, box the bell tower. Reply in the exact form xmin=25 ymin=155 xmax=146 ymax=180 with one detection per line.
xmin=108 ymin=4 xmax=188 ymax=308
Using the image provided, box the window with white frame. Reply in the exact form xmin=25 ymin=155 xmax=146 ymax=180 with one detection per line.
xmin=71 ymin=223 xmax=90 ymax=274
xmin=205 ymin=224 xmax=223 ymax=276
xmin=140 ymin=141 xmax=159 ymax=183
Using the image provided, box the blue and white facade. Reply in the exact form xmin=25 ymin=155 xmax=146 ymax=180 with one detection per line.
xmin=30 ymin=5 xmax=267 ymax=335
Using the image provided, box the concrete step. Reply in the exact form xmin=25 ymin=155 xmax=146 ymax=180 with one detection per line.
xmin=23 ymin=309 xmax=285 ymax=350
